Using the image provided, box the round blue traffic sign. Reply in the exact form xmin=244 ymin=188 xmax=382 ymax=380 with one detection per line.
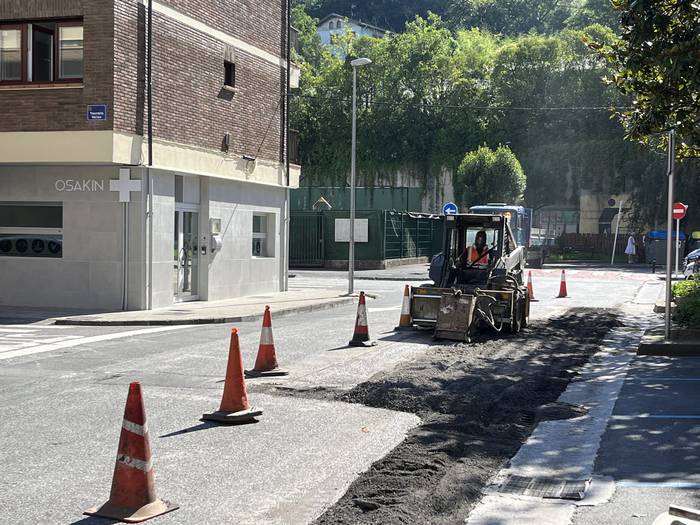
xmin=442 ymin=202 xmax=458 ymax=215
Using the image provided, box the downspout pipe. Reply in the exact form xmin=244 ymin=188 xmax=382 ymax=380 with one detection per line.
xmin=146 ymin=0 xmax=154 ymax=309
xmin=283 ymin=0 xmax=291 ymax=291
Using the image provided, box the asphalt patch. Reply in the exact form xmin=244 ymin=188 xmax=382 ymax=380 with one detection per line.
xmin=315 ymin=308 xmax=622 ymax=525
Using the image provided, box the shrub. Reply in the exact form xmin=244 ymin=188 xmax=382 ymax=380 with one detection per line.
xmin=673 ymin=280 xmax=700 ymax=329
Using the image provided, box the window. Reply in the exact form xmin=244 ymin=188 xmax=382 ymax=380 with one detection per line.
xmin=0 ymin=20 xmax=83 ymax=84
xmin=0 ymin=203 xmax=63 ymax=258
xmin=252 ymin=214 xmax=272 ymax=257
xmin=329 ymin=21 xmax=334 ymax=30
xmin=0 ymin=28 xmax=22 ymax=81
xmin=337 ymin=20 xmax=342 ymax=29
xmin=224 ymin=60 xmax=235 ymax=88
xmin=58 ymin=25 xmax=83 ymax=79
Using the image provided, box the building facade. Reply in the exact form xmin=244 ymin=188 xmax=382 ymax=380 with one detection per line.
xmin=0 ymin=0 xmax=300 ymax=310
xmin=316 ymin=13 xmax=390 ymax=47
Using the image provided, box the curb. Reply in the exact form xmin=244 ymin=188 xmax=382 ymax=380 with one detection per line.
xmin=54 ymin=296 xmax=356 ymax=326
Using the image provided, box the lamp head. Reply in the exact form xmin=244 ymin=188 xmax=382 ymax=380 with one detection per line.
xmin=350 ymin=57 xmax=372 ymax=68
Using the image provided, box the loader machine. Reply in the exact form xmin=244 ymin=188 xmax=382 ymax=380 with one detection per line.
xmin=410 ymin=213 xmax=530 ymax=342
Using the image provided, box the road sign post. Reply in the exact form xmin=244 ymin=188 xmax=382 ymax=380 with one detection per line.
xmin=442 ymin=202 xmax=458 ymax=216
xmin=673 ymin=202 xmax=687 ymax=277
xmin=665 ymin=131 xmax=676 ymax=340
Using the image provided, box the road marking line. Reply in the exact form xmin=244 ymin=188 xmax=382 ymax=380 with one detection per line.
xmin=627 ymin=377 xmax=700 ymax=381
xmin=0 ymin=325 xmax=190 ymax=361
xmin=617 ymin=481 xmax=700 ymax=489
xmin=0 ymin=328 xmax=39 ymax=333
xmin=611 ymin=414 xmax=700 ymax=420
xmin=368 ymin=306 xmax=400 ymax=312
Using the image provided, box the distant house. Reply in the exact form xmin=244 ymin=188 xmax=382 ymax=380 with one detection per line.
xmin=316 ymin=13 xmax=391 ymax=46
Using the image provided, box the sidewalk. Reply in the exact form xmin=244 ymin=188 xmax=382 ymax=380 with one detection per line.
xmin=54 ymin=288 xmax=355 ymax=326
xmin=291 ymin=263 xmax=431 ymax=281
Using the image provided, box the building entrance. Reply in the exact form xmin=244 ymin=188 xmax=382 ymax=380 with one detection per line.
xmin=174 ymin=208 xmax=199 ymax=301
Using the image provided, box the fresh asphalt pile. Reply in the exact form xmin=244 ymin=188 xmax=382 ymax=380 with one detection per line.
xmin=314 ymin=308 xmax=622 ymax=525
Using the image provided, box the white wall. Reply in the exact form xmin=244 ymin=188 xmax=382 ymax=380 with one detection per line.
xmin=0 ymin=165 xmax=144 ymax=310
xmin=205 ymin=177 xmax=285 ymax=300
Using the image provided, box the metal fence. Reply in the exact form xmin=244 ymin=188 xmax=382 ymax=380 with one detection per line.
xmin=383 ymin=211 xmax=441 ymax=259
xmin=290 ymin=210 xmax=442 ymax=268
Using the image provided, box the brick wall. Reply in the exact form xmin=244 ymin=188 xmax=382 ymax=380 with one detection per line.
xmin=1 ymin=0 xmax=288 ymax=165
xmin=114 ymin=0 xmax=288 ymax=163
xmin=0 ymin=0 xmax=114 ymax=132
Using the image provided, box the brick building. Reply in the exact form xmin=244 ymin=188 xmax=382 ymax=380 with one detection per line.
xmin=0 ymin=0 xmax=300 ymax=309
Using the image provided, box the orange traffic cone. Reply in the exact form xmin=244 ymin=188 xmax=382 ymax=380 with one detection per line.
xmin=85 ymin=382 xmax=178 ymax=523
xmin=395 ymin=285 xmax=413 ymax=330
xmin=203 ymin=329 xmax=262 ymax=424
xmin=246 ymin=306 xmax=288 ymax=378
xmin=527 ymin=271 xmax=538 ymax=302
xmin=557 ymin=270 xmax=568 ymax=298
xmin=349 ymin=291 xmax=377 ymax=347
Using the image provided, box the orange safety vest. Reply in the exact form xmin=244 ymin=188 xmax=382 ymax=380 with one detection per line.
xmin=467 ymin=246 xmax=488 ymax=264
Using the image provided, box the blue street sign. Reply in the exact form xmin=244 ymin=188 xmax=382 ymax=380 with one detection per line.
xmin=442 ymin=202 xmax=458 ymax=215
xmin=87 ymin=104 xmax=108 ymax=121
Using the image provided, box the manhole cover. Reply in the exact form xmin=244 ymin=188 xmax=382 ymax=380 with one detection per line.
xmin=498 ymin=475 xmax=590 ymax=500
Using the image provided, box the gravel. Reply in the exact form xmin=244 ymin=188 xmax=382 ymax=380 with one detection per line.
xmin=315 ymin=308 xmax=622 ymax=525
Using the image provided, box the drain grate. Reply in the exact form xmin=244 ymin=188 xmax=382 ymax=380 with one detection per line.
xmin=498 ymin=475 xmax=590 ymax=500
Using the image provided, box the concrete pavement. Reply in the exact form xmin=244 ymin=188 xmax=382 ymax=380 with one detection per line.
xmin=0 ymin=266 xmax=662 ymax=524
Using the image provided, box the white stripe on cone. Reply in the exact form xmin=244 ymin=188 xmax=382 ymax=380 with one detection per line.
xmin=122 ymin=419 xmax=148 ymax=436
xmin=259 ymin=326 xmax=274 ymax=346
xmin=116 ymin=454 xmax=153 ymax=473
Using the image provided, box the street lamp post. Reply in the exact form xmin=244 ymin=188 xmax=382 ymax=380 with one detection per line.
xmin=348 ymin=57 xmax=372 ymax=295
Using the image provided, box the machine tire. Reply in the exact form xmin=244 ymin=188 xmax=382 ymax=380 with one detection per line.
xmin=521 ymin=294 xmax=529 ymax=329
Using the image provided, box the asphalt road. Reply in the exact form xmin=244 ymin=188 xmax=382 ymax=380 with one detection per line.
xmin=0 ymin=266 xmax=657 ymax=524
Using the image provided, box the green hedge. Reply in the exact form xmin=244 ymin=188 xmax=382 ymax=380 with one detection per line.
xmin=672 ymin=279 xmax=700 ymax=329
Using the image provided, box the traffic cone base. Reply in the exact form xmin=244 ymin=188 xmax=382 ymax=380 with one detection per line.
xmin=245 ymin=367 xmax=288 ymax=378
xmin=84 ymin=499 xmax=179 ymax=523
xmin=349 ymin=339 xmax=378 ymax=348
xmin=202 ymin=406 xmax=262 ymax=424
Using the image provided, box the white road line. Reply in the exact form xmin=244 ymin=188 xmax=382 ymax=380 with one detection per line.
xmin=617 ymin=481 xmax=700 ymax=489
xmin=0 ymin=326 xmax=191 ymax=361
xmin=611 ymin=414 xmax=700 ymax=420
xmin=0 ymin=328 xmax=40 ymax=333
xmin=626 ymin=377 xmax=700 ymax=381
xmin=368 ymin=306 xmax=400 ymax=312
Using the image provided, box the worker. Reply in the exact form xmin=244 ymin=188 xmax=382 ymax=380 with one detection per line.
xmin=460 ymin=230 xmax=490 ymax=268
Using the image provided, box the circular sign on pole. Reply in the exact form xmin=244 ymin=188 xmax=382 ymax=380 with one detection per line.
xmin=673 ymin=202 xmax=687 ymax=220
xmin=442 ymin=202 xmax=458 ymax=215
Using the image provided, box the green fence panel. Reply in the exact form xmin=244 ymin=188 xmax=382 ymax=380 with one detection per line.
xmin=289 ymin=212 xmax=324 ymax=267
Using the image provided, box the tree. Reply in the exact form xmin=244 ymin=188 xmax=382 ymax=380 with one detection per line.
xmin=291 ymin=5 xmax=327 ymax=67
xmin=455 ymin=145 xmax=526 ymax=206
xmin=588 ymin=0 xmax=700 ymax=158
xmin=448 ymin=0 xmax=575 ymax=34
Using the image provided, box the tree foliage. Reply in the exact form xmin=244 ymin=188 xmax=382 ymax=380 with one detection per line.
xmin=588 ymin=0 xmax=700 ymax=158
xmin=456 ymin=145 xmax=526 ymax=206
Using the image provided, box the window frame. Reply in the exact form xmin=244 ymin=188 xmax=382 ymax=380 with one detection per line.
xmin=0 ymin=19 xmax=83 ymax=86
xmin=252 ymin=213 xmax=273 ymax=258
xmin=0 ymin=24 xmax=27 ymax=84
xmin=55 ymin=20 xmax=83 ymax=82
xmin=0 ymin=202 xmax=64 ymax=259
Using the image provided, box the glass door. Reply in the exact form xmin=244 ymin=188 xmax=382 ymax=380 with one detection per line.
xmin=173 ymin=209 xmax=199 ymax=301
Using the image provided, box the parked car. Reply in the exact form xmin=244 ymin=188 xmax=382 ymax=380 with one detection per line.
xmin=684 ymin=248 xmax=700 ymax=280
